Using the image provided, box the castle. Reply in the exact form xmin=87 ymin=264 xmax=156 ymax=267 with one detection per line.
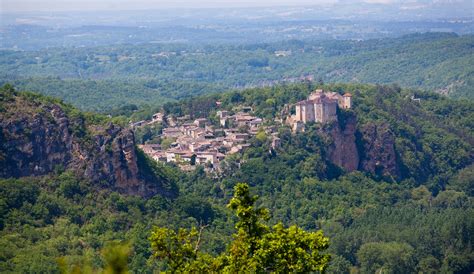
xmin=287 ymin=89 xmax=352 ymax=131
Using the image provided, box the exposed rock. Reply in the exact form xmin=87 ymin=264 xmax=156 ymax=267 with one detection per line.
xmin=0 ymin=91 xmax=174 ymax=198
xmin=317 ymin=112 xmax=400 ymax=179
xmin=358 ymin=123 xmax=400 ymax=179
xmin=325 ymin=114 xmax=359 ymax=172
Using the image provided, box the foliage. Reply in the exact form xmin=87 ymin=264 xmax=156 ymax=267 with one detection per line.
xmin=102 ymin=243 xmax=131 ymax=274
xmin=357 ymin=241 xmax=415 ymax=273
xmin=150 ymin=227 xmax=205 ymax=271
xmin=135 ymin=148 xmax=179 ymax=196
xmin=150 ymin=183 xmax=331 ymax=272
xmin=1 ymin=33 xmax=472 ymax=113
xmin=0 ymin=83 xmax=472 ymax=272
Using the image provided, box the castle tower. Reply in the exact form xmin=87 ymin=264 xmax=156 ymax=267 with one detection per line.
xmin=342 ymin=93 xmax=352 ymax=109
xmin=309 ymin=89 xmax=324 ymax=100
xmin=322 ymin=99 xmax=337 ymax=123
xmin=305 ymin=101 xmax=315 ymax=122
xmin=295 ymin=102 xmax=304 ymax=121
xmin=295 ymin=101 xmax=315 ymax=123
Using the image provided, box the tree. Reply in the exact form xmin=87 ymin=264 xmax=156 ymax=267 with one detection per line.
xmin=149 ymin=227 xmax=204 ymax=271
xmin=102 ymin=243 xmax=131 ymax=274
xmin=149 ymin=183 xmax=331 ymax=272
xmin=255 ymin=130 xmax=267 ymax=143
xmin=357 ymin=241 xmax=415 ymax=273
xmin=160 ymin=137 xmax=175 ymax=150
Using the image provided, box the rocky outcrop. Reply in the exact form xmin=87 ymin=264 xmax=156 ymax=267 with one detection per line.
xmin=0 ymin=91 xmax=173 ymax=198
xmin=325 ymin=114 xmax=359 ymax=172
xmin=358 ymin=123 xmax=400 ymax=179
xmin=1 ymin=103 xmax=73 ymax=177
xmin=72 ymin=124 xmax=147 ymax=196
xmin=318 ymin=112 xmax=400 ymax=179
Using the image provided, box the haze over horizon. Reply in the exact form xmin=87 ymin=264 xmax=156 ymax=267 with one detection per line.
xmin=1 ymin=0 xmax=472 ymax=50
xmin=2 ymin=0 xmax=473 ymax=16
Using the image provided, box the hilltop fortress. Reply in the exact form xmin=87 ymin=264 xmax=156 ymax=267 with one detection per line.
xmin=287 ymin=89 xmax=352 ymax=131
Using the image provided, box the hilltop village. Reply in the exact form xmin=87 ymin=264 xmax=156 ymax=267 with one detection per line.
xmin=137 ymin=108 xmax=281 ymax=171
xmin=135 ymin=89 xmax=352 ymax=171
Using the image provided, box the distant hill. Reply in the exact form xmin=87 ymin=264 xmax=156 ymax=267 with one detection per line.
xmin=1 ymin=33 xmax=472 ymax=112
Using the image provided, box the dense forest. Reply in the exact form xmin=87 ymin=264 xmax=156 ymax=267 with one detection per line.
xmin=1 ymin=33 xmax=473 ymax=112
xmin=0 ymin=83 xmax=472 ymax=273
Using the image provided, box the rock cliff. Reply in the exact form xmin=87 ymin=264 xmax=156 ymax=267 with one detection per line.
xmin=320 ymin=111 xmax=400 ymax=179
xmin=358 ymin=122 xmax=400 ymax=179
xmin=325 ymin=114 xmax=359 ymax=172
xmin=0 ymin=88 xmax=174 ymax=198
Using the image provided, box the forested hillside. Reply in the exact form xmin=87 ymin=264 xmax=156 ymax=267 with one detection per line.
xmin=0 ymin=83 xmax=472 ymax=272
xmin=1 ymin=33 xmax=472 ymax=112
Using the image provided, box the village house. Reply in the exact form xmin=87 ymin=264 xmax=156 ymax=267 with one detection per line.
xmin=136 ymin=104 xmax=277 ymax=171
xmin=166 ymin=115 xmax=177 ymax=127
xmin=241 ymin=106 xmax=253 ymax=113
xmin=152 ymin=112 xmax=164 ymax=122
xmin=130 ymin=120 xmax=146 ymax=128
xmin=194 ymin=118 xmax=207 ymax=128
xmin=189 ymin=141 xmax=212 ymax=152
xmin=228 ymin=143 xmax=250 ymax=154
xmin=166 ymin=150 xmax=194 ymax=163
xmin=152 ymin=152 xmax=167 ymax=162
xmin=219 ymin=111 xmax=262 ymax=128
xmin=271 ymin=134 xmax=281 ymax=149
xmin=162 ymin=127 xmax=182 ymax=138
xmin=217 ymin=110 xmax=229 ymax=126
xmin=249 ymin=127 xmax=260 ymax=136
xmin=177 ymin=115 xmax=191 ymax=122
xmin=249 ymin=118 xmax=263 ymax=128
xmin=231 ymin=133 xmax=250 ymax=142
xmin=235 ymin=115 xmax=255 ymax=127
xmin=217 ymin=110 xmax=229 ymax=118
xmin=410 ymin=95 xmax=421 ymax=103
xmin=274 ymin=50 xmax=292 ymax=57
xmin=138 ymin=144 xmax=161 ymax=154
xmin=195 ymin=151 xmax=225 ymax=165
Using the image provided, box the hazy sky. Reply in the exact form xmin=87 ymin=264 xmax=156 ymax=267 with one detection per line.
xmin=1 ymin=0 xmax=472 ymax=12
xmin=2 ymin=0 xmax=333 ymax=12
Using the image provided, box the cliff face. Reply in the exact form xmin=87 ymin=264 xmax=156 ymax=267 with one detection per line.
xmin=358 ymin=123 xmax=400 ymax=179
xmin=325 ymin=114 xmax=359 ymax=172
xmin=0 ymin=90 xmax=173 ymax=198
xmin=1 ymin=103 xmax=71 ymax=177
xmin=320 ymin=112 xmax=400 ymax=179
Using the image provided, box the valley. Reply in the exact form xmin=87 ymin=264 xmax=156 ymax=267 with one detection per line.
xmin=1 ymin=82 xmax=472 ymax=272
xmin=1 ymin=3 xmax=473 ymax=272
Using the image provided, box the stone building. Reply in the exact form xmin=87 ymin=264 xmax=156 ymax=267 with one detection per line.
xmin=342 ymin=93 xmax=352 ymax=109
xmin=288 ymin=89 xmax=352 ymax=131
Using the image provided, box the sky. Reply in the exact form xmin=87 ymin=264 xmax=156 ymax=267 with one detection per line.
xmin=1 ymin=0 xmax=472 ymax=12
xmin=2 ymin=0 xmax=333 ymax=12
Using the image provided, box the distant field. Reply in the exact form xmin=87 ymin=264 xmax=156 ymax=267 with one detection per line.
xmin=1 ymin=33 xmax=472 ymax=112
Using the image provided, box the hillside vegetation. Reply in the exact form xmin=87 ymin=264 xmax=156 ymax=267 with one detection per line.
xmin=0 ymin=83 xmax=472 ymax=272
xmin=1 ymin=33 xmax=472 ymax=112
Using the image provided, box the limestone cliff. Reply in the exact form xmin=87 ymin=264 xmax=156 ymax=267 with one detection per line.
xmin=0 ymin=88 xmax=175 ymax=198
xmin=324 ymin=114 xmax=359 ymax=172
xmin=319 ymin=111 xmax=400 ymax=179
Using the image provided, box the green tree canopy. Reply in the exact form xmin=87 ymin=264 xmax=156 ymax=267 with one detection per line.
xmin=149 ymin=183 xmax=331 ymax=272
